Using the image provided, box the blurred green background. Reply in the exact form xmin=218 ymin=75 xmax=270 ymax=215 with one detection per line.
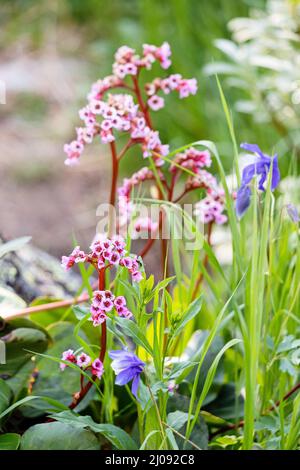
xmin=2 ymin=0 xmax=295 ymax=257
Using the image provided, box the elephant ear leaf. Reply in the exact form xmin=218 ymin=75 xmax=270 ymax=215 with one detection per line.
xmin=20 ymin=422 xmax=100 ymax=450
xmin=0 ymin=378 xmax=12 ymax=417
xmin=0 ymin=433 xmax=20 ymax=450
xmin=0 ymin=319 xmax=51 ymax=377
xmin=49 ymin=411 xmax=138 ymax=450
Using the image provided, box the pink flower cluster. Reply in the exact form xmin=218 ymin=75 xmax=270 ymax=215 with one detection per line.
xmin=194 ymin=188 xmax=227 ymax=225
xmin=112 ymin=43 xmax=172 ymax=79
xmin=118 ymin=167 xmax=156 ymax=199
xmin=61 ymin=246 xmax=86 ymax=270
xmin=132 ymin=217 xmax=159 ymax=239
xmin=64 ymin=42 xmax=197 ymax=165
xmin=60 ymin=349 xmax=104 ymax=379
xmin=61 ymin=236 xmax=143 ymax=283
xmin=171 ymin=148 xmax=211 ymax=174
xmin=90 ymin=290 xmax=133 ymax=326
xmin=145 ymin=74 xmax=198 ymax=111
xmin=170 ymin=147 xmax=227 ymax=225
xmin=117 ymin=167 xmax=161 ymax=236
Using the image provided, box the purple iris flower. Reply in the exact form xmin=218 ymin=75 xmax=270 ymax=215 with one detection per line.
xmin=236 ymin=143 xmax=280 ymax=219
xmin=109 ymin=349 xmax=145 ymax=398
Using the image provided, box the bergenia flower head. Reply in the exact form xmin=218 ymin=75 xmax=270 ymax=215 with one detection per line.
xmin=109 ymin=349 xmax=145 ymax=398
xmin=61 ymin=236 xmax=143 ymax=284
xmin=89 ymin=289 xmax=133 ymax=325
xmin=92 ymin=358 xmax=104 ymax=379
xmin=236 ymin=143 xmax=280 ymax=219
xmin=64 ymin=43 xmax=197 ymax=165
xmin=170 ymin=147 xmax=227 ymax=226
xmin=61 ymin=246 xmax=86 ymax=271
xmin=77 ymin=352 xmax=91 ymax=368
xmin=60 ymin=349 xmax=76 ymax=371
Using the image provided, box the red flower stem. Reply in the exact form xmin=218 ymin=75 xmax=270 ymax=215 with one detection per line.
xmin=98 ymin=268 xmax=107 ymax=363
xmin=80 ymin=373 xmax=84 ymax=391
xmin=172 ymin=187 xmax=194 ymax=204
xmin=138 ymin=237 xmax=156 ymax=258
xmin=117 ymin=139 xmax=133 ymax=161
xmin=210 ymin=382 xmax=300 ymax=440
xmin=69 ymin=268 xmax=106 ymax=410
xmin=108 ymin=141 xmax=119 ymax=238
xmin=109 ymin=141 xmax=119 ymax=208
xmin=132 ymin=76 xmax=153 ymax=128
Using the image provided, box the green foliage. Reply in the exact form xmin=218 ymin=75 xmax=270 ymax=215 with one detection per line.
xmin=0 ymin=433 xmax=20 ymax=450
xmin=49 ymin=410 xmax=138 ymax=450
xmin=20 ymin=422 xmax=100 ymax=450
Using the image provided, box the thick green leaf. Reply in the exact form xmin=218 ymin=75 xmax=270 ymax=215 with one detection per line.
xmin=0 ymin=319 xmax=51 ymax=377
xmin=205 ymin=384 xmax=244 ymax=420
xmin=167 ymin=411 xmax=192 ymax=431
xmin=0 ymin=433 xmax=20 ymax=450
xmin=0 ymin=378 xmax=12 ymax=416
xmin=20 ymin=422 xmax=100 ymax=450
xmin=115 ymin=317 xmax=153 ymax=356
xmin=172 ymin=296 xmax=203 ymax=338
xmin=0 ymin=394 xmax=68 ymax=421
xmin=1 ymin=328 xmax=49 ymax=359
xmin=0 ymin=396 xmax=41 ymax=420
xmin=21 ymin=322 xmax=98 ymax=417
xmin=50 ymin=411 xmax=138 ymax=450
xmin=144 ymin=276 xmax=176 ymax=303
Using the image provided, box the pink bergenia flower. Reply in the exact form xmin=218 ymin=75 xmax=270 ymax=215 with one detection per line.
xmin=120 ymin=256 xmax=133 ymax=269
xmin=145 ymin=74 xmax=198 ymax=101
xmin=186 ymin=170 xmax=218 ymax=192
xmin=64 ymin=43 xmax=196 ymax=165
xmin=91 ymin=310 xmax=108 ymax=326
xmin=92 ymin=358 xmax=104 ymax=379
xmin=89 ymin=288 xmax=134 ymax=325
xmin=178 ymin=78 xmax=198 ymax=98
xmin=132 ymin=270 xmax=143 ymax=282
xmin=116 ymin=306 xmax=133 ymax=319
xmin=60 ymin=349 xmax=76 ymax=371
xmin=77 ymin=352 xmax=91 ymax=368
xmin=114 ymin=296 xmax=126 ymax=307
xmin=117 ymin=168 xmax=162 ymax=238
xmin=148 ymin=95 xmax=165 ymax=111
xmin=61 ymin=246 xmax=86 ymax=270
xmin=171 ymin=148 xmax=212 ymax=174
xmin=194 ymin=188 xmax=227 ymax=225
xmin=63 ymin=236 xmax=143 ymax=282
xmin=133 ymin=217 xmax=159 ymax=239
xmin=100 ymin=297 xmax=114 ymax=312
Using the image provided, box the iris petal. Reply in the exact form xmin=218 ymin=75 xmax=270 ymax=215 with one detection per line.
xmin=240 ymin=143 xmax=265 ymax=159
xmin=271 ymin=156 xmax=280 ymax=190
xmin=236 ymin=185 xmax=251 ymax=219
xmin=258 ymin=169 xmax=267 ymax=191
xmin=115 ymin=368 xmax=136 ymax=385
xmin=131 ymin=375 xmax=140 ymax=398
xmin=241 ymin=164 xmax=256 ymax=186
